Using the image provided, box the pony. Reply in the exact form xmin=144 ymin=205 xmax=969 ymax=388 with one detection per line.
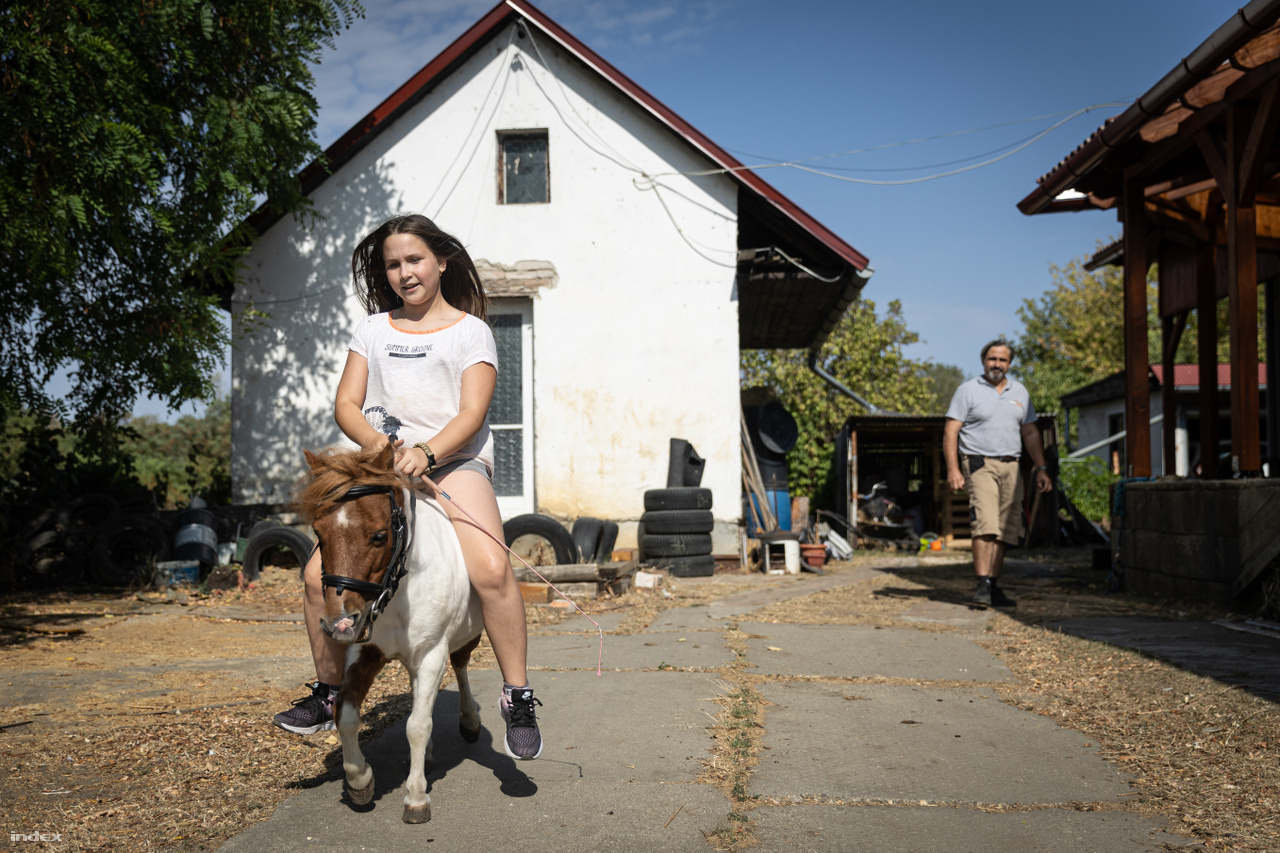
xmin=297 ymin=443 xmax=484 ymax=824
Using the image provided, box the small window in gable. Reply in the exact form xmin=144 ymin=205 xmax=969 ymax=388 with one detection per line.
xmin=499 ymin=131 xmax=549 ymax=204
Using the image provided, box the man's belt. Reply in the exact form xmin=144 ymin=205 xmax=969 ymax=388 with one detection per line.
xmin=962 ymin=454 xmax=1018 ymax=463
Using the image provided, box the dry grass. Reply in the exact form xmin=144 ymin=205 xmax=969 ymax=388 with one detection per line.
xmin=3 ymin=550 xmax=1277 ymax=851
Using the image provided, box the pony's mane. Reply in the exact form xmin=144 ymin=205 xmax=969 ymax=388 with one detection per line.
xmin=294 ymin=445 xmax=409 ymax=525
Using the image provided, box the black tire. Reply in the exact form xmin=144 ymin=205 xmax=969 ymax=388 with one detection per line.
xmin=93 ymin=517 xmax=171 ymax=586
xmin=21 ymin=529 xmax=82 ymax=589
xmin=643 ymin=487 xmax=713 ymax=512
xmin=571 ymin=517 xmax=603 ymax=564
xmin=641 ymin=533 xmax=713 ymax=558
xmin=503 ymin=514 xmax=578 ymax=564
xmin=248 ymin=519 xmax=281 ymax=539
xmin=651 ymin=553 xmax=716 ymax=577
xmin=242 ymin=526 xmax=314 ymax=582
xmin=639 ymin=509 xmax=713 ymax=534
xmin=58 ymin=494 xmax=122 ymax=532
xmin=594 ymin=520 xmax=619 ymax=563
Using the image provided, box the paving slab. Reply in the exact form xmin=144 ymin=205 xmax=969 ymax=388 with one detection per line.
xmin=740 ymin=623 xmax=1010 ymax=682
xmin=1049 ymin=617 xmax=1280 ymax=701
xmin=751 ymin=681 xmax=1134 ymax=804
xmin=530 ymin=631 xmax=731 ymax=671
xmin=531 ymin=611 xmax=628 ymax=634
xmin=706 ymin=565 xmax=887 ymax=619
xmin=645 ymin=605 xmax=725 ymax=632
xmin=219 ymin=670 xmax=727 ymax=852
xmin=748 ymin=803 xmax=1203 ymax=852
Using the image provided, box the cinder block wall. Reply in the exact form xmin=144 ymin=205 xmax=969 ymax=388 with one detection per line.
xmin=1117 ymin=479 xmax=1280 ymax=606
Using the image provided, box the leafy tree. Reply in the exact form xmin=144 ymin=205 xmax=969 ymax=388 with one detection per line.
xmin=0 ymin=0 xmax=361 ymax=430
xmin=125 ymin=395 xmax=231 ymax=508
xmin=741 ymin=299 xmax=947 ymax=505
xmin=922 ymin=362 xmax=966 ymax=410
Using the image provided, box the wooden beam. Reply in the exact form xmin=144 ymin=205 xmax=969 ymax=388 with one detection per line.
xmin=1197 ymin=243 xmax=1221 ymax=479
xmin=1268 ymin=277 xmax=1280 ymax=476
xmin=1239 ymin=78 xmax=1280 ymax=206
xmin=1123 ymin=177 xmax=1152 ymax=478
xmin=1197 ymin=128 xmax=1231 ymax=190
xmin=1226 ymin=104 xmax=1263 ymax=474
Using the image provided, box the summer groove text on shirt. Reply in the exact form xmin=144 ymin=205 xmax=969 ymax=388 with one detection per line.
xmin=385 ymin=343 xmax=433 ymax=359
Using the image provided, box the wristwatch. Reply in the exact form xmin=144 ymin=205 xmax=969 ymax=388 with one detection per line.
xmin=1034 ymin=465 xmax=1048 ymax=472
xmin=414 ymin=442 xmax=437 ymax=472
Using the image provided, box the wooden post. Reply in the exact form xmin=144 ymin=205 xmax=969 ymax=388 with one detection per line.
xmin=1123 ymin=177 xmax=1152 ymax=477
xmin=1161 ymin=314 xmax=1176 ymax=477
xmin=1226 ymin=104 xmax=1262 ymax=474
xmin=1267 ymin=277 xmax=1279 ymax=475
xmin=1196 ymin=243 xmax=1220 ymax=478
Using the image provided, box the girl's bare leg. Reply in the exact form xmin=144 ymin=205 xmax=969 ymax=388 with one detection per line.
xmin=434 ymin=469 xmax=527 ymax=687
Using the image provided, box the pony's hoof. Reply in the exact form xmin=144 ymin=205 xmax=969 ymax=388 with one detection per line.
xmin=460 ymin=722 xmax=481 ymax=744
xmin=402 ymin=803 xmax=432 ymax=824
xmin=345 ymin=777 xmax=375 ymax=807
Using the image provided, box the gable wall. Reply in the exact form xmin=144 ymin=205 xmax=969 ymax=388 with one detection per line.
xmin=232 ymin=23 xmax=741 ymax=535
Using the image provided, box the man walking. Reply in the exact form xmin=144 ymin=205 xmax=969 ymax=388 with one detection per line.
xmin=943 ymin=339 xmax=1052 ymax=607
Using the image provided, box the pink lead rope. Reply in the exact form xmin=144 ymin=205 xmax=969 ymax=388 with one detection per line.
xmin=422 ymin=476 xmax=604 ymax=676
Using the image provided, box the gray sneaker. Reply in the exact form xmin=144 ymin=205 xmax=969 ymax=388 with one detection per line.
xmin=500 ymin=686 xmax=543 ymax=760
xmin=272 ymin=682 xmax=335 ymax=735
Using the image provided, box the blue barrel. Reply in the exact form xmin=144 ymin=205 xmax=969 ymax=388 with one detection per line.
xmin=764 ymin=488 xmax=791 ymax=531
xmin=174 ymin=508 xmax=218 ymax=567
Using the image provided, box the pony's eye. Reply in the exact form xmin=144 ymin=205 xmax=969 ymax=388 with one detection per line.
xmin=371 ymin=530 xmax=388 ymax=546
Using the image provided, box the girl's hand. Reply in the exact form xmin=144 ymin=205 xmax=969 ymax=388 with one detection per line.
xmin=395 ymin=444 xmax=433 ymax=480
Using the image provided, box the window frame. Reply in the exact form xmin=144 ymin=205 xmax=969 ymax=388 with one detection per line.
xmin=497 ymin=129 xmax=550 ymax=205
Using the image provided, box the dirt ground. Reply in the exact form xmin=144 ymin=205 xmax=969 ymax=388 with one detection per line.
xmin=1 ymin=550 xmax=1277 ymax=852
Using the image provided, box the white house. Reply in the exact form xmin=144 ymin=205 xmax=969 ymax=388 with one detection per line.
xmin=229 ymin=0 xmax=872 ymax=552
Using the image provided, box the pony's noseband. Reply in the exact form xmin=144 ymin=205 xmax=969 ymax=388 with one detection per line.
xmin=320 ymin=484 xmax=411 ymax=631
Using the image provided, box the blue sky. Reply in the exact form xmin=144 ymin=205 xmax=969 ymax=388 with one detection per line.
xmin=136 ymin=0 xmax=1239 ymax=418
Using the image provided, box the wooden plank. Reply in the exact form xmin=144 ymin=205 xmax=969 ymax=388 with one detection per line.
xmin=512 ymin=564 xmax=599 ymax=583
xmin=519 ymin=582 xmax=552 ymax=604
xmin=1123 ymin=177 xmax=1153 ymax=477
xmin=1226 ymin=104 xmax=1263 ymax=474
xmin=1197 ymin=243 xmax=1221 ymax=478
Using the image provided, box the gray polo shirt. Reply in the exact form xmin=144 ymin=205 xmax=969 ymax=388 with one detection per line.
xmin=945 ymin=375 xmax=1036 ymax=458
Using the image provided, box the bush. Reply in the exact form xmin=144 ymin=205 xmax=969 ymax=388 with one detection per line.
xmin=1058 ymin=456 xmax=1118 ymax=522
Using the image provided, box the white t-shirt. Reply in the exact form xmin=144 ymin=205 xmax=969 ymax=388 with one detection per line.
xmin=347 ymin=312 xmax=497 ymax=470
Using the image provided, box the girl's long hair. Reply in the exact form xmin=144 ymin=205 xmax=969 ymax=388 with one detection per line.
xmin=351 ymin=214 xmax=488 ymax=321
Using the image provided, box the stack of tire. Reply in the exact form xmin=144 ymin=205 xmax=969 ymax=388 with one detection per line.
xmin=639 ymin=487 xmax=715 ymax=577
xmin=17 ymin=494 xmax=172 ymax=589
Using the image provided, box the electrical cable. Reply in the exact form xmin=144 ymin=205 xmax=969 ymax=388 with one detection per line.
xmin=658 ymin=101 xmax=1132 ymax=186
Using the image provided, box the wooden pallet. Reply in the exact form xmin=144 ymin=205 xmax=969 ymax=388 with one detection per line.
xmin=942 ymin=489 xmax=971 ymax=548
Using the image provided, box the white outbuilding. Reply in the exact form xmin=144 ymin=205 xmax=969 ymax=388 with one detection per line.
xmin=230 ymin=0 xmax=873 ymax=553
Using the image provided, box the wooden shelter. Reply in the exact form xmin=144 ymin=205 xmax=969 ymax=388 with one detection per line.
xmin=1019 ymin=0 xmax=1280 ymax=479
xmin=1019 ymin=0 xmax=1280 ymax=603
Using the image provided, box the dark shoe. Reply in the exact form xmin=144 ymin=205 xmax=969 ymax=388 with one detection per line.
xmin=973 ymin=579 xmax=992 ymax=607
xmin=500 ymin=686 xmax=543 ymax=760
xmin=273 ymin=682 xmax=335 ymax=735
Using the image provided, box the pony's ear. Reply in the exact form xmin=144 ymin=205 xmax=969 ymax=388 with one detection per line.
xmin=304 ymin=449 xmax=323 ymax=470
xmin=375 ymin=440 xmax=396 ymax=471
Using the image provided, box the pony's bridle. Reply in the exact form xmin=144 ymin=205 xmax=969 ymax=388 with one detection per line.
xmin=320 ymin=484 xmax=411 ymax=632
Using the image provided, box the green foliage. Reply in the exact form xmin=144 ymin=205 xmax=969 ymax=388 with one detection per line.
xmin=1016 ymin=244 xmax=1262 ymax=429
xmin=124 ymin=396 xmax=231 ymax=508
xmin=1058 ymin=456 xmax=1119 ymax=522
xmin=741 ymin=299 xmax=952 ymax=506
xmin=0 ymin=0 xmax=362 ymax=429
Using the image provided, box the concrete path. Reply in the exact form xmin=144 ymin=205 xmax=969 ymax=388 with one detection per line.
xmin=220 ymin=564 xmax=1208 ymax=852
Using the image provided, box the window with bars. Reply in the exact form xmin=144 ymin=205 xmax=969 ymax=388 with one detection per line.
xmin=499 ymin=131 xmax=549 ymax=204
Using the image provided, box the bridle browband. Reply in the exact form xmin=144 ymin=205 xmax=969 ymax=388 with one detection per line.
xmin=319 ymin=483 xmax=412 ymax=633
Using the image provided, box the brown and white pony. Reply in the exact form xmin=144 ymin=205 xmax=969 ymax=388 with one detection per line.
xmin=298 ymin=444 xmax=484 ymax=824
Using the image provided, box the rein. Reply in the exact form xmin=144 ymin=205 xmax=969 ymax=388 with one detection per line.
xmin=320 ymin=484 xmax=412 ymax=631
